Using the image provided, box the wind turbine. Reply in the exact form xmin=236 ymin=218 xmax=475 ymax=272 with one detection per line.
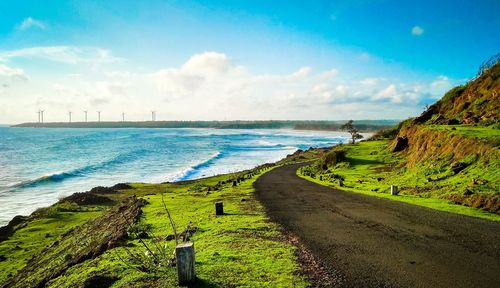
xmin=37 ymin=110 xmax=41 ymax=123
xmin=40 ymin=110 xmax=44 ymax=123
xmin=84 ymin=110 xmax=88 ymax=122
xmin=122 ymin=112 xmax=125 ymax=122
xmin=97 ymin=111 xmax=101 ymax=122
xmin=151 ymin=111 xmax=156 ymax=121
xmin=68 ymin=111 xmax=72 ymax=123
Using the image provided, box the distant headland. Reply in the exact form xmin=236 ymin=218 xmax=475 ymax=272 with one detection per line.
xmin=12 ymin=120 xmax=399 ymax=132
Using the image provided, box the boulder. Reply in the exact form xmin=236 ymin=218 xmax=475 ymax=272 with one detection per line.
xmin=392 ymin=136 xmax=409 ymax=152
xmin=451 ymin=162 xmax=467 ymax=174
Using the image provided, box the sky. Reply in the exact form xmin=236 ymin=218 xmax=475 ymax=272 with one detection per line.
xmin=0 ymin=0 xmax=499 ymax=123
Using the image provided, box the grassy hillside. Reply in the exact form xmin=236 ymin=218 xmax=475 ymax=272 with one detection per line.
xmin=0 ymin=159 xmax=327 ymax=287
xmin=414 ymin=54 xmax=499 ymax=125
xmin=298 ymin=58 xmax=500 ymax=219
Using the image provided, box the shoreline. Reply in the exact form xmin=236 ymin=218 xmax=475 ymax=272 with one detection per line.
xmin=2 ymin=138 xmax=498 ymax=286
xmin=0 ymin=160 xmax=330 ymax=287
xmin=0 ymin=127 xmax=354 ymax=226
xmin=10 ymin=120 xmax=397 ymax=132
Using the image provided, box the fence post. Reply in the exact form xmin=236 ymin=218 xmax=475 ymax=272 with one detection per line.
xmin=391 ymin=185 xmax=399 ymax=195
xmin=215 ymin=201 xmax=224 ymax=215
xmin=176 ymin=242 xmax=195 ymax=285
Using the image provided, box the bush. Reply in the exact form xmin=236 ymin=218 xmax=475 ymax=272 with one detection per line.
xmin=371 ymin=126 xmax=398 ymax=140
xmin=318 ymin=149 xmax=346 ymax=170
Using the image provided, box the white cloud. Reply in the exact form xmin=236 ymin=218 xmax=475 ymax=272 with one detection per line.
xmin=0 ymin=64 xmax=27 ymax=95
xmin=0 ymin=46 xmax=123 ymax=64
xmin=360 ymin=77 xmax=382 ymax=86
xmin=373 ymin=84 xmax=399 ymax=102
xmin=0 ymin=64 xmax=27 ymax=80
xmin=95 ymin=81 xmax=128 ymax=96
xmin=18 ymin=17 xmax=47 ymax=30
xmin=0 ymin=50 xmax=461 ymax=123
xmin=181 ymin=52 xmax=233 ymax=77
xmin=411 ymin=25 xmax=424 ymax=36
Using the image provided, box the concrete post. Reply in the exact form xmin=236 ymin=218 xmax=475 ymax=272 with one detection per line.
xmin=176 ymin=242 xmax=195 ymax=285
xmin=215 ymin=201 xmax=224 ymax=215
xmin=391 ymin=185 xmax=399 ymax=195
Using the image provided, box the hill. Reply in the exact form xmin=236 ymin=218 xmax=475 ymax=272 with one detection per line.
xmin=415 ymin=54 xmax=500 ymax=125
xmin=297 ymin=56 xmax=500 ymax=216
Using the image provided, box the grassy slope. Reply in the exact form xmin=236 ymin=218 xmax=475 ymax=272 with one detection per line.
xmin=0 ymin=209 xmax=103 ymax=283
xmin=426 ymin=125 xmax=500 ymax=141
xmin=0 ymin=167 xmax=309 ymax=288
xmin=298 ymin=134 xmax=500 ymax=222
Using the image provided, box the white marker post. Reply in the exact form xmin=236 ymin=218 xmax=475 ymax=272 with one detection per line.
xmin=176 ymin=242 xmax=196 ymax=285
xmin=391 ymin=185 xmax=399 ymax=196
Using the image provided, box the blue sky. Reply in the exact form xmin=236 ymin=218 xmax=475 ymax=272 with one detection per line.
xmin=0 ymin=0 xmax=498 ymax=123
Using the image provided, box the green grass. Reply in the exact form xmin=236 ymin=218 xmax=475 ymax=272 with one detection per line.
xmin=426 ymin=124 xmax=500 ymax=141
xmin=0 ymin=210 xmax=104 ymax=283
xmin=298 ymin=140 xmax=500 ymax=222
xmin=1 ymin=167 xmax=308 ymax=287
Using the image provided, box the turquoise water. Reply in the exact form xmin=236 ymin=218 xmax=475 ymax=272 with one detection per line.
xmin=0 ymin=127 xmax=350 ymax=224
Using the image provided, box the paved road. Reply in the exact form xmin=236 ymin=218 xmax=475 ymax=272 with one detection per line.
xmin=254 ymin=163 xmax=500 ymax=288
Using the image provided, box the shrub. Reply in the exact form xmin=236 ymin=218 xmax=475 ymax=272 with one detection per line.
xmin=318 ymin=149 xmax=346 ymax=171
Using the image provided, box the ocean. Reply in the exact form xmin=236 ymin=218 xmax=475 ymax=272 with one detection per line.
xmin=0 ymin=127 xmax=351 ymax=225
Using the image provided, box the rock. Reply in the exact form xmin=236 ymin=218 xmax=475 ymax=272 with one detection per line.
xmin=432 ymin=114 xmax=447 ymax=124
xmin=472 ymin=178 xmax=487 ymax=185
xmin=463 ymin=188 xmax=474 ymax=196
xmin=0 ymin=215 xmax=28 ymax=242
xmin=392 ymin=136 xmax=409 ymax=152
xmin=59 ymin=192 xmax=114 ymax=206
xmin=83 ymin=275 xmax=118 ymax=288
xmin=451 ymin=162 xmax=467 ymax=174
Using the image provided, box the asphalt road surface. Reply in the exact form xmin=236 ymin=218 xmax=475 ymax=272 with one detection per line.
xmin=254 ymin=163 xmax=500 ymax=288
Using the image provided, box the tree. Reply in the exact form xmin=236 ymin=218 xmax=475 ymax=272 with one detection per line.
xmin=341 ymin=120 xmax=363 ymax=144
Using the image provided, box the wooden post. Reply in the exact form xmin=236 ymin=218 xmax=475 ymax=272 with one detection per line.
xmin=391 ymin=185 xmax=399 ymax=195
xmin=215 ymin=201 xmax=224 ymax=215
xmin=176 ymin=242 xmax=195 ymax=285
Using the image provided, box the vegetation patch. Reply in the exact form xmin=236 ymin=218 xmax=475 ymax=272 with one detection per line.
xmin=297 ymin=134 xmax=500 ymax=221
xmin=1 ymin=165 xmax=311 ymax=288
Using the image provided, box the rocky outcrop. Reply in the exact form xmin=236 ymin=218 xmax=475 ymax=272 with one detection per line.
xmin=391 ymin=136 xmax=409 ymax=152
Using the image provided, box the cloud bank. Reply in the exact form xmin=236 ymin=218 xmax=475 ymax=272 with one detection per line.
xmin=0 ymin=49 xmax=456 ymax=123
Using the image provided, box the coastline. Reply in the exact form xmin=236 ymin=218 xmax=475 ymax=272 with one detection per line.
xmin=11 ymin=120 xmax=398 ymax=132
xmin=0 ymin=157 xmax=332 ymax=287
xmin=0 ymin=127 xmax=353 ymax=226
xmin=2 ymin=139 xmax=498 ymax=287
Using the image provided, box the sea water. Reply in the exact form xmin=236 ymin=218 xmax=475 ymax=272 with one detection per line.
xmin=0 ymin=127 xmax=351 ymax=225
